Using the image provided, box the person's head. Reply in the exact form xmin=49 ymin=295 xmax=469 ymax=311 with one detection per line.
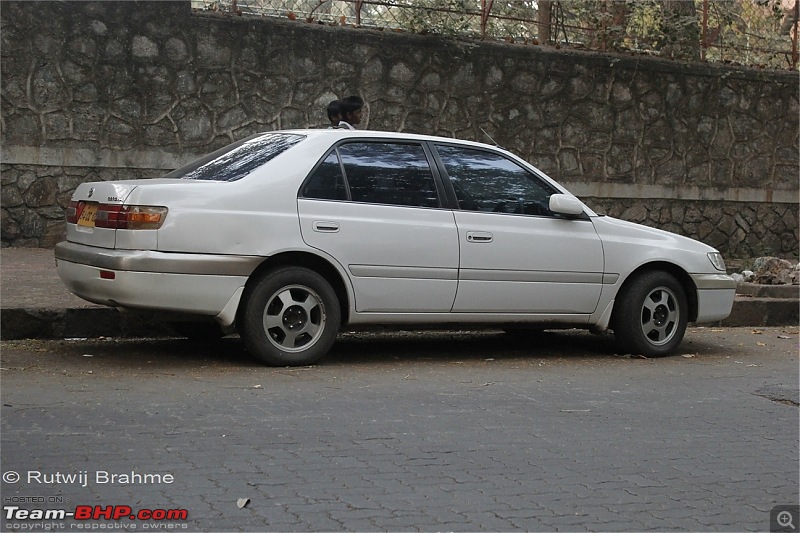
xmin=339 ymin=95 xmax=364 ymax=126
xmin=326 ymin=100 xmax=341 ymax=127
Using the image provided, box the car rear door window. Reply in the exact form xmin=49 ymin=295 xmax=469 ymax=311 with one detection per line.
xmin=338 ymin=142 xmax=440 ymax=208
xmin=301 ymin=151 xmax=348 ymax=200
xmin=435 ymin=145 xmax=557 ymax=216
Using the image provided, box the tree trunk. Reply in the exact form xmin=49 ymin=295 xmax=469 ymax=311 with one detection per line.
xmin=538 ymin=0 xmax=552 ymax=45
xmin=660 ymin=0 xmax=701 ymax=60
xmin=605 ymin=0 xmax=630 ymax=50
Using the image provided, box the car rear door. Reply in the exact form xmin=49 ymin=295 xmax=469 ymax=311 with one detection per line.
xmin=433 ymin=143 xmax=604 ymax=315
xmin=298 ymin=140 xmax=459 ymax=313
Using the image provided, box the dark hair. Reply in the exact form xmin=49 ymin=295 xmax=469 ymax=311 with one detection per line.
xmin=339 ymin=95 xmax=363 ymax=116
xmin=326 ymin=100 xmax=341 ymax=121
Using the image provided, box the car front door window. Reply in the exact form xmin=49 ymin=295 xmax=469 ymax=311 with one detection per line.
xmin=435 ymin=145 xmax=556 ymax=216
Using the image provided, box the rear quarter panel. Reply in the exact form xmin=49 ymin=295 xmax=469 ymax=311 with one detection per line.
xmin=133 ymin=143 xmax=325 ymax=256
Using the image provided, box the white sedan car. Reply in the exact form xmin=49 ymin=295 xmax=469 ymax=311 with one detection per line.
xmin=55 ymin=129 xmax=735 ymax=366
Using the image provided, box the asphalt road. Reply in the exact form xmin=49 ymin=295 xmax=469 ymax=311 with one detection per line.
xmin=1 ymin=326 xmax=798 ymax=532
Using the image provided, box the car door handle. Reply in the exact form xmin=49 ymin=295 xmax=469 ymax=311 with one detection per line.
xmin=466 ymin=231 xmax=493 ymax=243
xmin=312 ymin=221 xmax=340 ymax=232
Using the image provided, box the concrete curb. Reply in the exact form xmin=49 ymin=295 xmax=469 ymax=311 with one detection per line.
xmin=0 ymin=308 xmax=170 ymax=340
xmin=714 ymin=296 xmax=799 ymax=328
xmin=714 ymin=283 xmax=799 ymax=328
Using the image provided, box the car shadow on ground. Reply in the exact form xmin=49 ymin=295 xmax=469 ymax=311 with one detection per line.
xmin=325 ymin=328 xmax=621 ymax=367
xmin=4 ymin=328 xmax=725 ymax=372
xmin=56 ymin=329 xmax=624 ymax=368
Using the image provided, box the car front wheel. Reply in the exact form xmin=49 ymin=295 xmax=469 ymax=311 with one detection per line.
xmin=239 ymin=267 xmax=340 ymax=366
xmin=612 ymin=271 xmax=688 ymax=357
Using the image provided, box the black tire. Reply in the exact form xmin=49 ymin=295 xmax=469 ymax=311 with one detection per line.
xmin=169 ymin=321 xmax=225 ymax=342
xmin=239 ymin=267 xmax=340 ymax=366
xmin=612 ymin=271 xmax=688 ymax=357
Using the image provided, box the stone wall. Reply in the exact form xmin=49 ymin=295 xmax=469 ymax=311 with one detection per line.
xmin=1 ymin=1 xmax=798 ymax=258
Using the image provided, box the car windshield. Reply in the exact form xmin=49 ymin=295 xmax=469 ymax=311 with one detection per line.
xmin=164 ymin=133 xmax=305 ymax=182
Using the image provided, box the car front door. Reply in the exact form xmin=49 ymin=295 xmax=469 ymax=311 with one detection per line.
xmin=298 ymin=141 xmax=459 ymax=313
xmin=433 ymin=143 xmax=604 ymax=315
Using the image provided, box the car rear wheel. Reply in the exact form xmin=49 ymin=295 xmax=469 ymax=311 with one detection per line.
xmin=612 ymin=271 xmax=688 ymax=357
xmin=239 ymin=267 xmax=340 ymax=366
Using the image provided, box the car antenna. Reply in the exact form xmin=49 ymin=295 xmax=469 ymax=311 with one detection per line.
xmin=480 ymin=127 xmax=503 ymax=149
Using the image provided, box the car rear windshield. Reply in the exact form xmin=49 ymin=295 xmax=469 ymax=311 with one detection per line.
xmin=164 ymin=133 xmax=305 ymax=182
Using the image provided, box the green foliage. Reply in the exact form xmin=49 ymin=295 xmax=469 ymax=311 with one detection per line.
xmin=484 ymin=2 xmax=539 ymax=42
xmin=705 ymin=0 xmax=797 ymax=67
xmin=191 ymin=0 xmax=799 ymax=69
xmin=391 ymin=0 xmax=476 ymax=36
xmin=626 ymin=1 xmax=666 ymax=50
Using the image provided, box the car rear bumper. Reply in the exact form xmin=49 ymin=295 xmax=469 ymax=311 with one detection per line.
xmin=54 ymin=241 xmax=263 ymax=276
xmin=691 ymin=273 xmax=736 ymax=323
xmin=54 ymin=241 xmax=262 ymax=322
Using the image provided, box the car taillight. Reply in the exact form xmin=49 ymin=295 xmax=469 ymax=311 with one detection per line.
xmin=95 ymin=204 xmax=168 ymax=230
xmin=65 ymin=201 xmax=80 ymax=224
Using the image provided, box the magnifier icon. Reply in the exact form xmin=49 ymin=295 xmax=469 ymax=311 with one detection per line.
xmin=778 ymin=510 xmax=796 ymax=530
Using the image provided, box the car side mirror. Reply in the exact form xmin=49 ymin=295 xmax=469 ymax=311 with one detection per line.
xmin=549 ymin=194 xmax=585 ymax=217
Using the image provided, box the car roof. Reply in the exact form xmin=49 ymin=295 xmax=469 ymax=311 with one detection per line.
xmin=279 ymin=128 xmax=503 ymax=152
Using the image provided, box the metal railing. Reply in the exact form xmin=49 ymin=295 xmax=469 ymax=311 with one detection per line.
xmin=192 ymin=0 xmax=800 ymax=70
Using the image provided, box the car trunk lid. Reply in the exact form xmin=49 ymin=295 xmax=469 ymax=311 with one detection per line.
xmin=66 ymin=182 xmax=139 ymax=249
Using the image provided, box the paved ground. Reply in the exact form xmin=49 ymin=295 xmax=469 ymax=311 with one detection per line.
xmin=1 ymin=327 xmax=798 ymax=532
